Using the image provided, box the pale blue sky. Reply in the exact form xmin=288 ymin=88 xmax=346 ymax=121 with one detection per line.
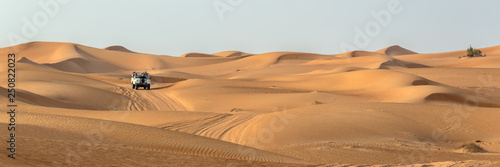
xmin=1 ymin=0 xmax=499 ymax=56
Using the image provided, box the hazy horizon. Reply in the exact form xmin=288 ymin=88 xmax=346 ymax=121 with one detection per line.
xmin=1 ymin=0 xmax=500 ymax=56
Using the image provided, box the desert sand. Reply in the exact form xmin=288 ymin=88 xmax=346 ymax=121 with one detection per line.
xmin=1 ymin=42 xmax=500 ymax=166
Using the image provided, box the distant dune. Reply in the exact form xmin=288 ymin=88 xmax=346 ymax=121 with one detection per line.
xmin=377 ymin=45 xmax=418 ymax=56
xmin=1 ymin=42 xmax=499 ymax=166
xmin=181 ymin=52 xmax=219 ymax=57
xmin=213 ymin=51 xmax=253 ymax=57
xmin=104 ymin=45 xmax=136 ymax=53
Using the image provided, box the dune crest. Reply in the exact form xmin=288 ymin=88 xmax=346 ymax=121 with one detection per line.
xmin=104 ymin=45 xmax=136 ymax=53
xmin=213 ymin=51 xmax=253 ymax=57
xmin=377 ymin=45 xmax=418 ymax=56
xmin=181 ymin=52 xmax=219 ymax=57
xmin=335 ymin=50 xmax=386 ymax=58
xmin=17 ymin=57 xmax=37 ymax=64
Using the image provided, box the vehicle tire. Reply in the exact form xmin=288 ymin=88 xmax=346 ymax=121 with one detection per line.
xmin=147 ymin=86 xmax=150 ymax=90
xmin=135 ymin=85 xmax=138 ymax=90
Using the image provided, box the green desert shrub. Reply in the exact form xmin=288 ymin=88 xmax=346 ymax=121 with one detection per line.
xmin=466 ymin=45 xmax=485 ymax=57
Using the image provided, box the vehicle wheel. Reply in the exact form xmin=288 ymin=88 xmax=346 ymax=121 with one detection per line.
xmin=135 ymin=85 xmax=138 ymax=90
xmin=132 ymin=84 xmax=135 ymax=89
xmin=147 ymin=86 xmax=150 ymax=90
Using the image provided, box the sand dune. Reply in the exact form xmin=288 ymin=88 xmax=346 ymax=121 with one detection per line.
xmin=3 ymin=42 xmax=245 ymax=73
xmin=377 ymin=45 xmax=418 ymax=56
xmin=104 ymin=45 xmax=136 ymax=53
xmin=181 ymin=52 xmax=220 ymax=57
xmin=0 ymin=113 xmax=305 ymax=166
xmin=1 ymin=42 xmax=500 ymax=166
xmin=213 ymin=51 xmax=253 ymax=57
xmin=335 ymin=50 xmax=386 ymax=58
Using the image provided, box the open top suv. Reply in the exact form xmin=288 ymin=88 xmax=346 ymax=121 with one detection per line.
xmin=131 ymin=73 xmax=151 ymax=90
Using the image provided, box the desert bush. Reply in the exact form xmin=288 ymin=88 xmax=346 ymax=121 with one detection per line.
xmin=466 ymin=45 xmax=484 ymax=57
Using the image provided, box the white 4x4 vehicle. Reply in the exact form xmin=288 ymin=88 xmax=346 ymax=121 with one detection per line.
xmin=131 ymin=73 xmax=151 ymax=90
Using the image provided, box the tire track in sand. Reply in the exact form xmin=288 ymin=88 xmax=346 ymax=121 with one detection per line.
xmin=113 ymin=86 xmax=188 ymax=111
xmin=0 ymin=112 xmax=305 ymax=164
xmin=160 ymin=113 xmax=265 ymax=145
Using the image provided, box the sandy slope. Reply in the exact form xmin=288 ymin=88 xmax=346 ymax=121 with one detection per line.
xmin=1 ymin=42 xmax=500 ymax=166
